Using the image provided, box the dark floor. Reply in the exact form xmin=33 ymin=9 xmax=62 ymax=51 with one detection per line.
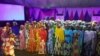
xmin=0 ymin=49 xmax=63 ymax=56
xmin=15 ymin=49 xmax=52 ymax=56
xmin=15 ymin=49 xmax=39 ymax=56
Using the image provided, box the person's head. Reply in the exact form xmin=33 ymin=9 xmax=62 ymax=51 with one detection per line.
xmin=57 ymin=21 xmax=62 ymax=28
xmin=74 ymin=25 xmax=78 ymax=30
xmin=36 ymin=22 xmax=41 ymax=28
xmin=64 ymin=24 xmax=69 ymax=29
xmin=76 ymin=26 xmax=80 ymax=30
xmin=6 ymin=22 xmax=10 ymax=27
xmin=87 ymin=26 xmax=91 ymax=30
xmin=20 ymin=25 xmax=24 ymax=30
xmin=31 ymin=21 xmax=35 ymax=27
xmin=79 ymin=26 xmax=83 ymax=30
xmin=13 ymin=21 xmax=17 ymax=26
xmin=26 ymin=21 xmax=29 ymax=23
xmin=41 ymin=23 xmax=46 ymax=29
xmin=48 ymin=23 xmax=52 ymax=28
xmin=25 ymin=21 xmax=30 ymax=25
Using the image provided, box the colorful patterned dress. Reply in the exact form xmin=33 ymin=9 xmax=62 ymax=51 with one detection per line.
xmin=27 ymin=25 xmax=36 ymax=52
xmin=64 ymin=29 xmax=73 ymax=56
xmin=38 ymin=40 xmax=46 ymax=54
xmin=36 ymin=28 xmax=41 ymax=53
xmin=84 ymin=30 xmax=96 ymax=56
xmin=47 ymin=28 xmax=54 ymax=54
xmin=25 ymin=24 xmax=30 ymax=49
xmin=19 ymin=28 xmax=25 ymax=50
xmin=61 ymin=41 xmax=67 ymax=56
xmin=2 ymin=33 xmax=15 ymax=56
xmin=54 ymin=27 xmax=64 ymax=55
xmin=38 ymin=28 xmax=47 ymax=54
xmin=96 ymin=31 xmax=100 ymax=56
xmin=40 ymin=28 xmax=47 ymax=42
xmin=52 ymin=23 xmax=56 ymax=50
xmin=73 ymin=30 xmax=80 ymax=56
xmin=78 ymin=30 xmax=84 ymax=55
xmin=55 ymin=27 xmax=64 ymax=43
xmin=12 ymin=25 xmax=19 ymax=49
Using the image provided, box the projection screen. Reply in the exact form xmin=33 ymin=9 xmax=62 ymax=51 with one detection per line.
xmin=0 ymin=4 xmax=25 ymax=21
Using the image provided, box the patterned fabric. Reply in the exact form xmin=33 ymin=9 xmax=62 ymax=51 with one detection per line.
xmin=27 ymin=25 xmax=36 ymax=52
xmin=96 ymin=31 xmax=100 ymax=56
xmin=19 ymin=30 xmax=25 ymax=50
xmin=38 ymin=40 xmax=46 ymax=54
xmin=64 ymin=29 xmax=73 ymax=56
xmin=55 ymin=27 xmax=64 ymax=43
xmin=36 ymin=28 xmax=41 ymax=53
xmin=54 ymin=27 xmax=64 ymax=55
xmin=25 ymin=29 xmax=29 ymax=49
xmin=47 ymin=28 xmax=54 ymax=54
xmin=52 ymin=24 xmax=56 ymax=49
xmin=2 ymin=34 xmax=15 ymax=56
xmin=25 ymin=24 xmax=30 ymax=49
xmin=64 ymin=29 xmax=73 ymax=44
xmin=40 ymin=28 xmax=47 ymax=42
xmin=54 ymin=38 xmax=61 ymax=55
xmin=12 ymin=25 xmax=19 ymax=49
xmin=78 ymin=30 xmax=84 ymax=55
xmin=73 ymin=30 xmax=80 ymax=56
xmin=39 ymin=28 xmax=47 ymax=54
xmin=84 ymin=30 xmax=96 ymax=56
xmin=61 ymin=41 xmax=67 ymax=55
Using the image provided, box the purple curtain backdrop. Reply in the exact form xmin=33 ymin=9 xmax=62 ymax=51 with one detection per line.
xmin=29 ymin=8 xmax=100 ymax=21
xmin=29 ymin=8 xmax=56 ymax=21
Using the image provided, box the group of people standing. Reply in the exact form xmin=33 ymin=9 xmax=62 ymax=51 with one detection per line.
xmin=0 ymin=20 xmax=100 ymax=56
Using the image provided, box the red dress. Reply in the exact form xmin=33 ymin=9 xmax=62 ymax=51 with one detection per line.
xmin=40 ymin=28 xmax=47 ymax=42
xmin=38 ymin=28 xmax=47 ymax=54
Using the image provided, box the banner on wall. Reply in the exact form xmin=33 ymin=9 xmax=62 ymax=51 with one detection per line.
xmin=56 ymin=14 xmax=64 ymax=21
xmin=92 ymin=16 xmax=100 ymax=22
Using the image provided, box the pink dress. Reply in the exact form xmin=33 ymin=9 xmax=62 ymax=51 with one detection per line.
xmin=19 ymin=30 xmax=25 ymax=50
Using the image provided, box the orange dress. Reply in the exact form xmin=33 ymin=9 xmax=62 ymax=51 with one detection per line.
xmin=27 ymin=26 xmax=36 ymax=52
xmin=36 ymin=28 xmax=41 ymax=52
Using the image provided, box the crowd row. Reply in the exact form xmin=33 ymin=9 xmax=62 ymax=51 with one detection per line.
xmin=0 ymin=20 xmax=100 ymax=56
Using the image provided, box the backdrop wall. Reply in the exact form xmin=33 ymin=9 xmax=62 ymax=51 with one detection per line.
xmin=29 ymin=8 xmax=100 ymax=22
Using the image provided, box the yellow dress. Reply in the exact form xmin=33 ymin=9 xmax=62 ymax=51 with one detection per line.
xmin=55 ymin=27 xmax=64 ymax=43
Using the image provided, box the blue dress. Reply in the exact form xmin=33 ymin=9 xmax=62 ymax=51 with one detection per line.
xmin=78 ymin=30 xmax=84 ymax=55
xmin=12 ymin=25 xmax=19 ymax=36
xmin=64 ymin=29 xmax=73 ymax=44
xmin=64 ymin=29 xmax=73 ymax=56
